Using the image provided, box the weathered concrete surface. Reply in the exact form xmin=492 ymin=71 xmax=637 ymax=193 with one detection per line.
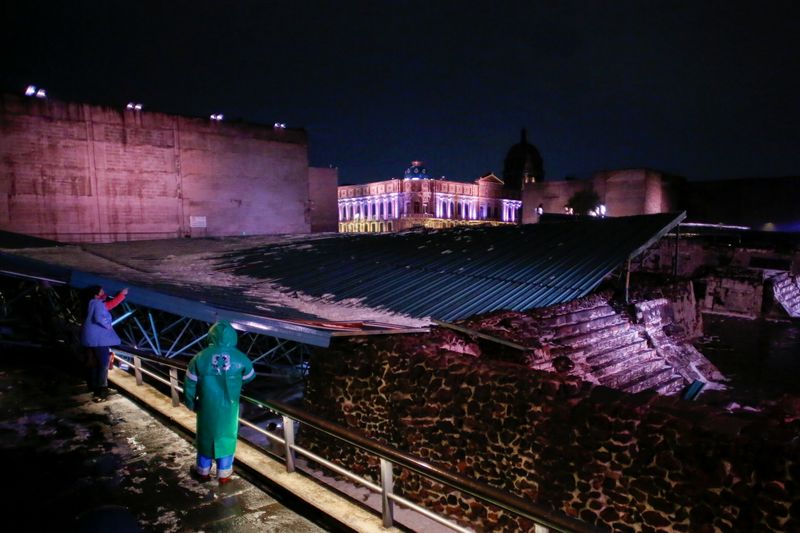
xmin=0 ymin=93 xmax=311 ymax=242
xmin=0 ymin=348 xmax=326 ymax=532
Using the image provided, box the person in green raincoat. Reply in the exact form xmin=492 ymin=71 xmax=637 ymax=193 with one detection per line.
xmin=183 ymin=321 xmax=255 ymax=484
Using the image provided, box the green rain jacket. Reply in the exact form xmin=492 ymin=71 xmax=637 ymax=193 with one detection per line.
xmin=183 ymin=321 xmax=255 ymax=458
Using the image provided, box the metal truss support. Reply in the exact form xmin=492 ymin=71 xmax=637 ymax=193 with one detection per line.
xmin=0 ymin=274 xmax=310 ymax=382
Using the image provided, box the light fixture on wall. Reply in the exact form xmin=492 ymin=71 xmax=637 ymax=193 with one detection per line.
xmin=210 ymin=114 xmax=224 ymax=121
xmin=273 ymin=122 xmax=286 ymax=129
xmin=126 ymin=102 xmax=143 ymax=111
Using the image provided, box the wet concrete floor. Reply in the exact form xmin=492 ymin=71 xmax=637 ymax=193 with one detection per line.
xmin=0 ymin=347 xmax=330 ymax=532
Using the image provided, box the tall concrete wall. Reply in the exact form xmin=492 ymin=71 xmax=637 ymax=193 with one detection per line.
xmin=0 ymin=93 xmax=311 ymax=242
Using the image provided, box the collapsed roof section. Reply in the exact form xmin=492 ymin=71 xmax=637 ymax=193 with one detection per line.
xmin=0 ymin=212 xmax=685 ymax=344
xmin=212 ymin=212 xmax=686 ymax=321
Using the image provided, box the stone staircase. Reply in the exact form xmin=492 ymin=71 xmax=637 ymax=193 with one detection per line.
xmin=532 ymin=299 xmax=688 ymax=395
xmin=771 ymin=272 xmax=800 ymax=318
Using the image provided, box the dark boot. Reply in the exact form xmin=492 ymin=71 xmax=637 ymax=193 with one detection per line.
xmin=190 ymin=466 xmax=212 ymax=483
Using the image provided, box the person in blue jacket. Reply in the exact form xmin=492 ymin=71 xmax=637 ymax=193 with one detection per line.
xmin=183 ymin=321 xmax=255 ymax=484
xmin=80 ymin=285 xmax=128 ymax=401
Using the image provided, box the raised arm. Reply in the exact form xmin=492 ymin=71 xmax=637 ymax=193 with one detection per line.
xmin=105 ymin=287 xmax=128 ymax=310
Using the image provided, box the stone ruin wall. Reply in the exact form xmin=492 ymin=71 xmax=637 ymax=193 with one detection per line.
xmin=635 ymin=237 xmax=800 ymax=319
xmin=302 ymin=326 xmax=800 ymax=532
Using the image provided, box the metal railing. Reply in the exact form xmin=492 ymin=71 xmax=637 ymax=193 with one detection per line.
xmin=113 ymin=347 xmax=601 ymax=533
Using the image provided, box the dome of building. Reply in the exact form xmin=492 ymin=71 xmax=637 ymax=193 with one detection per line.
xmin=502 ymin=129 xmax=544 ymax=190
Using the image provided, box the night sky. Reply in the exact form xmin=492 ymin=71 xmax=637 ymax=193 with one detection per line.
xmin=3 ymin=1 xmax=799 ymax=185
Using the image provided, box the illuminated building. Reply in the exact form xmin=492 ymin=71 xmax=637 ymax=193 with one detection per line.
xmin=338 ymin=161 xmax=522 ymax=233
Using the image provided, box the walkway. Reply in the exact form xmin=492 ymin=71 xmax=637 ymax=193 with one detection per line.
xmin=0 ymin=347 xmax=328 ymax=532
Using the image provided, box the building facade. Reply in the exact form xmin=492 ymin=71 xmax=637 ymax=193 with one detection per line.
xmin=338 ymin=162 xmax=522 ymax=233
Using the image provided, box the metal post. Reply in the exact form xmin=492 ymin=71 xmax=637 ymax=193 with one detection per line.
xmin=169 ymin=368 xmax=180 ymax=407
xmin=625 ymin=258 xmax=631 ymax=304
xmin=134 ymin=356 xmax=143 ymax=386
xmin=672 ymin=224 xmax=680 ymax=278
xmin=282 ymin=415 xmax=296 ymax=473
xmin=380 ymin=458 xmax=395 ymax=528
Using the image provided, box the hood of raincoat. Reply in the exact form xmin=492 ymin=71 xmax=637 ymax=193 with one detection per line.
xmin=207 ymin=321 xmax=238 ymax=348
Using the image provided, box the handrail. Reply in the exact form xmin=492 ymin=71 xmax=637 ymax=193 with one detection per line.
xmin=112 ymin=346 xmax=601 ymax=533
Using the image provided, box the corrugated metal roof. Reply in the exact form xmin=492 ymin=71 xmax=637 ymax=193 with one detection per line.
xmin=215 ymin=212 xmax=685 ymax=322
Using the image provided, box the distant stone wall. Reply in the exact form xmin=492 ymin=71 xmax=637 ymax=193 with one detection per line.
xmin=700 ymin=273 xmax=765 ymax=318
xmin=0 ymin=93 xmax=311 ymax=242
xmin=303 ymin=328 xmax=800 ymax=532
xmin=522 ymin=169 xmax=683 ymax=223
xmin=639 ymin=238 xmax=796 ymax=280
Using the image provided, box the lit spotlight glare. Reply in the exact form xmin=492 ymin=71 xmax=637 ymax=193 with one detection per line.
xmin=35 ymin=88 xmax=47 ymax=98
xmin=134 ymin=103 xmax=143 ymax=111
xmin=25 ymin=85 xmax=37 ymax=96
xmin=126 ymin=103 xmax=134 ymax=110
